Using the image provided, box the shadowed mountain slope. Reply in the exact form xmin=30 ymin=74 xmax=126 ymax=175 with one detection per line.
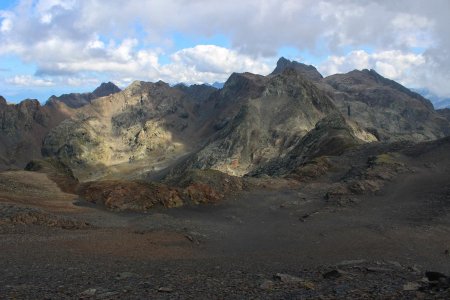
xmin=322 ymin=68 xmax=449 ymax=141
xmin=0 ymin=98 xmax=73 ymax=170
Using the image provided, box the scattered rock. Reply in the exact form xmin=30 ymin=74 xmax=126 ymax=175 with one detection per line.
xmin=259 ymin=280 xmax=274 ymax=290
xmin=409 ymin=265 xmax=421 ymax=273
xmin=335 ymin=259 xmax=366 ymax=267
xmin=425 ymin=271 xmax=447 ymax=282
xmin=366 ymin=267 xmax=392 ymax=272
xmin=158 ymin=287 xmax=173 ymax=293
xmin=387 ymin=261 xmax=402 ymax=268
xmin=301 ymin=214 xmax=310 ymax=220
xmin=184 ymin=233 xmax=201 ymax=245
xmin=97 ymin=291 xmax=119 ymax=299
xmin=0 ymin=203 xmax=90 ymax=229
xmin=323 ymin=269 xmax=345 ymax=279
xmin=138 ymin=281 xmax=152 ymax=288
xmin=115 ymin=272 xmax=136 ymax=280
xmin=403 ymin=282 xmax=421 ymax=291
xmin=78 ymin=180 xmax=184 ymax=211
xmin=301 ymin=281 xmax=315 ymax=290
xmin=80 ymin=288 xmax=97 ymax=297
xmin=274 ymin=273 xmax=303 ymax=283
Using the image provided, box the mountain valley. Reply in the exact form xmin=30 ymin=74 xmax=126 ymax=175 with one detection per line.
xmin=1 ymin=58 xmax=450 ymax=298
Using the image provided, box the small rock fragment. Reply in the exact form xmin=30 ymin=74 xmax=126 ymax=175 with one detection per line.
xmin=301 ymin=280 xmax=315 ymax=290
xmin=403 ymin=282 xmax=421 ymax=291
xmin=158 ymin=287 xmax=173 ymax=293
xmin=387 ymin=261 xmax=402 ymax=268
xmin=97 ymin=291 xmax=119 ymax=299
xmin=274 ymin=273 xmax=302 ymax=283
xmin=185 ymin=234 xmax=200 ymax=244
xmin=115 ymin=272 xmax=136 ymax=280
xmin=408 ymin=265 xmax=421 ymax=273
xmin=80 ymin=288 xmax=97 ymax=297
xmin=366 ymin=267 xmax=392 ymax=272
xmin=259 ymin=280 xmax=274 ymax=290
xmin=336 ymin=259 xmax=366 ymax=267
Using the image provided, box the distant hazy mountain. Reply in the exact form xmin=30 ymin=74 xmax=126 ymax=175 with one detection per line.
xmin=413 ymin=88 xmax=450 ymax=109
xmin=211 ymin=82 xmax=224 ymax=89
xmin=0 ymin=97 xmax=73 ymax=170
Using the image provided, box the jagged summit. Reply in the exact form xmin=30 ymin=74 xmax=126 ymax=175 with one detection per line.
xmin=91 ymin=82 xmax=121 ymax=98
xmin=270 ymin=57 xmax=323 ymax=81
xmin=47 ymin=82 xmax=122 ymax=108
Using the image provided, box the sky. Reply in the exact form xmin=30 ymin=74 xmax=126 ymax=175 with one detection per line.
xmin=0 ymin=0 xmax=450 ymax=103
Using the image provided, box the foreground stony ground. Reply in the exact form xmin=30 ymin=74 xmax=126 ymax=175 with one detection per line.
xmin=2 ymin=243 xmax=449 ymax=299
xmin=1 ymin=184 xmax=450 ymax=299
xmin=1 ymin=140 xmax=450 ymax=299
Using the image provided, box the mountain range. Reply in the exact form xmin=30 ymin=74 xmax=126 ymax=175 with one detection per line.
xmin=1 ymin=57 xmax=449 ymax=206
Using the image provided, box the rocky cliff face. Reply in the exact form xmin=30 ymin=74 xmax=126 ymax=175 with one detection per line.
xmin=166 ymin=68 xmax=376 ymax=179
xmin=42 ymin=81 xmax=217 ymax=180
xmin=248 ymin=113 xmax=375 ymax=177
xmin=0 ymin=98 xmax=72 ymax=170
xmin=47 ymin=82 xmax=121 ymax=108
xmin=322 ymin=69 xmax=449 ymax=141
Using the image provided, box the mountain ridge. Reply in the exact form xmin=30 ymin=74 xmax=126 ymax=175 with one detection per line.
xmin=1 ymin=57 xmax=449 ymax=180
xmin=47 ymin=81 xmax=121 ymax=108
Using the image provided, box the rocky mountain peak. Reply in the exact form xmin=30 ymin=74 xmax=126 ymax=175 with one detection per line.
xmin=220 ymin=72 xmax=268 ymax=101
xmin=91 ymin=82 xmax=121 ymax=98
xmin=224 ymin=72 xmax=265 ymax=86
xmin=271 ymin=57 xmax=323 ymax=81
xmin=47 ymin=82 xmax=121 ymax=109
xmin=347 ymin=69 xmax=434 ymax=110
xmin=123 ymin=80 xmax=147 ymax=96
xmin=18 ymin=99 xmax=41 ymax=111
xmin=124 ymin=80 xmax=170 ymax=93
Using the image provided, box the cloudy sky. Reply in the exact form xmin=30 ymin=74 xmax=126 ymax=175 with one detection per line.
xmin=0 ymin=0 xmax=449 ymax=103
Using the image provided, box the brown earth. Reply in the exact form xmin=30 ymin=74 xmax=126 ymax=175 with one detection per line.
xmin=1 ymin=138 xmax=450 ymax=298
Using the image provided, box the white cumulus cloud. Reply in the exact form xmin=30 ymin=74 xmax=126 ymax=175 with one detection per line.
xmin=6 ymin=75 xmax=55 ymax=87
xmin=161 ymin=45 xmax=272 ymax=84
xmin=320 ymin=50 xmax=425 ymax=80
xmin=0 ymin=0 xmax=450 ymax=99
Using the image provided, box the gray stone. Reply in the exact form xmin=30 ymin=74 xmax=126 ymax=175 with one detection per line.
xmin=274 ymin=273 xmax=302 ymax=283
xmin=259 ymin=280 xmax=274 ymax=290
xmin=80 ymin=288 xmax=97 ymax=296
xmin=158 ymin=287 xmax=173 ymax=293
xmin=403 ymin=282 xmax=421 ymax=291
